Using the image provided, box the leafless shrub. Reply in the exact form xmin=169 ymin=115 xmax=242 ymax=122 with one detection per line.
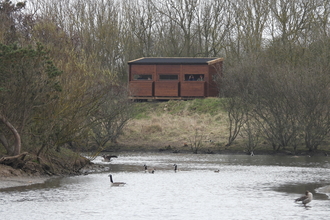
xmin=188 ymin=127 xmax=206 ymax=154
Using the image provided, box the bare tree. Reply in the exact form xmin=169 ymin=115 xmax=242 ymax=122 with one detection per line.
xmin=240 ymin=113 xmax=261 ymax=155
xmin=195 ymin=0 xmax=232 ymax=57
xmin=295 ymin=63 xmax=330 ymax=151
xmin=152 ymin=0 xmax=200 ymax=56
xmin=188 ymin=127 xmax=205 ymax=154
xmin=222 ymin=97 xmax=247 ymax=147
xmin=0 ymin=114 xmax=21 ymax=155
xmin=0 ymin=0 xmax=26 ymax=44
xmin=124 ymin=0 xmax=157 ymax=57
xmin=89 ymin=86 xmax=134 ymax=154
xmin=268 ymin=0 xmax=319 ymax=47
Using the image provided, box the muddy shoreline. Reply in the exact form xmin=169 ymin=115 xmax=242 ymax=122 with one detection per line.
xmin=0 ymin=162 xmax=112 ymax=189
xmin=0 ymin=176 xmax=52 ymax=189
xmin=1 ymin=148 xmax=329 ymax=190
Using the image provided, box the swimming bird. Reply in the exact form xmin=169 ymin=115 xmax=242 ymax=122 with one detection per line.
xmin=102 ymin=154 xmax=118 ymax=162
xmin=295 ymin=191 xmax=313 ymax=207
xmin=214 ymin=170 xmax=220 ymax=173
xmin=173 ymin=164 xmax=179 ymax=172
xmin=108 ymin=174 xmax=126 ymax=186
xmin=144 ymin=164 xmax=155 ymax=173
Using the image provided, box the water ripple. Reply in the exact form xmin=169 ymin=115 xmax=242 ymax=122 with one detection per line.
xmin=1 ymin=153 xmax=330 ymax=220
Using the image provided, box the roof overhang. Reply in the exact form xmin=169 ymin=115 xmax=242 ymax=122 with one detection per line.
xmin=128 ymin=57 xmax=223 ymax=65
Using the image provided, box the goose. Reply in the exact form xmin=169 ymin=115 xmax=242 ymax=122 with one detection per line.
xmin=144 ymin=164 xmax=155 ymax=173
xmin=173 ymin=164 xmax=179 ymax=172
xmin=295 ymin=191 xmax=313 ymax=207
xmin=108 ymin=174 xmax=126 ymax=186
xmin=102 ymin=154 xmax=118 ymax=162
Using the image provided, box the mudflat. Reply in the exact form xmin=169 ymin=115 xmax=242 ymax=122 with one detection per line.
xmin=0 ymin=164 xmax=50 ymax=189
xmin=0 ymin=176 xmax=50 ymax=189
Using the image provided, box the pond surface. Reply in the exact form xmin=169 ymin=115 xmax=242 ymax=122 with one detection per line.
xmin=1 ymin=153 xmax=330 ymax=220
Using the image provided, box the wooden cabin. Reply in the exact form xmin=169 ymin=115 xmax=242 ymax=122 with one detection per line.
xmin=128 ymin=57 xmax=223 ymax=100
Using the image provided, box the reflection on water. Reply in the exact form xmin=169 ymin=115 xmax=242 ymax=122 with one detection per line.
xmin=1 ymin=153 xmax=330 ymax=220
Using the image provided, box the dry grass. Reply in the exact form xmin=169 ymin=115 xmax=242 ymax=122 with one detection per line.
xmin=116 ymin=99 xmax=330 ymax=155
xmin=117 ymin=107 xmax=231 ymax=152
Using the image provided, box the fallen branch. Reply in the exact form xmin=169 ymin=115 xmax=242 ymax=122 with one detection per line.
xmin=0 ymin=152 xmax=28 ymax=168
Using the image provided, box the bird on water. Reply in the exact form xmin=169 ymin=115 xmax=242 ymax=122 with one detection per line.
xmin=108 ymin=174 xmax=126 ymax=186
xmin=173 ymin=164 xmax=179 ymax=172
xmin=102 ymin=154 xmax=118 ymax=162
xmin=295 ymin=190 xmax=313 ymax=207
xmin=144 ymin=164 xmax=155 ymax=173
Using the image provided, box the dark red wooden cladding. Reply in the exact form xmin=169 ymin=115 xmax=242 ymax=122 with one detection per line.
xmin=154 ymin=81 xmax=179 ymax=97
xmin=128 ymin=57 xmax=223 ymax=99
xmin=180 ymin=82 xmax=205 ymax=97
xmin=156 ymin=65 xmax=180 ymax=74
xmin=129 ymin=81 xmax=153 ymax=96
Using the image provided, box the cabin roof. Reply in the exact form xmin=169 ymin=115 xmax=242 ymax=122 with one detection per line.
xmin=128 ymin=57 xmax=223 ymax=65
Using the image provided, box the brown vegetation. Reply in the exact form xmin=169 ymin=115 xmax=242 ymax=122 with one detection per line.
xmin=120 ymin=115 xmax=218 ymax=151
xmin=117 ymin=99 xmax=330 ymax=156
xmin=116 ymin=101 xmax=236 ymax=154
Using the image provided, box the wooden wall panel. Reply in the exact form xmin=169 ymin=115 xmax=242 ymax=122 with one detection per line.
xmin=156 ymin=65 xmax=180 ymax=74
xmin=154 ymin=82 xmax=179 ymax=96
xmin=131 ymin=65 xmax=155 ymax=74
xmin=207 ymin=64 xmax=221 ymax=96
xmin=129 ymin=81 xmax=153 ymax=96
xmin=181 ymin=82 xmax=205 ymax=97
xmin=182 ymin=65 xmax=208 ymax=75
xmin=208 ymin=83 xmax=218 ymax=97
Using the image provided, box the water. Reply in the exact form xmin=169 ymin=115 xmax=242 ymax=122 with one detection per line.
xmin=1 ymin=153 xmax=330 ymax=220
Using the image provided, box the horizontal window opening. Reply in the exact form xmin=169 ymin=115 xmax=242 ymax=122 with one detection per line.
xmin=133 ymin=74 xmax=152 ymax=80
xmin=185 ymin=74 xmax=204 ymax=81
xmin=159 ymin=75 xmax=178 ymax=80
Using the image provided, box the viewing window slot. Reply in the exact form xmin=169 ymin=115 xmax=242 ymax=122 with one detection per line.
xmin=133 ymin=74 xmax=152 ymax=80
xmin=159 ymin=75 xmax=178 ymax=80
xmin=185 ymin=74 xmax=204 ymax=81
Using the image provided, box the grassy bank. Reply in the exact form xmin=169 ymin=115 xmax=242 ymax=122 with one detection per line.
xmin=118 ymin=99 xmax=221 ymax=151
xmin=116 ymin=98 xmax=330 ymax=156
xmin=117 ymin=98 xmax=245 ymax=154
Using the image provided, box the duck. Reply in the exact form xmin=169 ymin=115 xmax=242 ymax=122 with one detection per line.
xmin=214 ymin=170 xmax=220 ymax=173
xmin=295 ymin=190 xmax=313 ymax=207
xmin=102 ymin=154 xmax=118 ymax=162
xmin=144 ymin=164 xmax=155 ymax=173
xmin=108 ymin=174 xmax=126 ymax=186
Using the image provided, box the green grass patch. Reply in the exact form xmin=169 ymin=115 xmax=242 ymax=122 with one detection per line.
xmin=132 ymin=98 xmax=226 ymax=119
xmin=187 ymin=98 xmax=224 ymax=115
xmin=132 ymin=102 xmax=156 ymax=119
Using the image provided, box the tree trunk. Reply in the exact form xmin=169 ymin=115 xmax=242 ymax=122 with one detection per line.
xmin=0 ymin=133 xmax=14 ymax=155
xmin=0 ymin=152 xmax=27 ymax=169
xmin=0 ymin=114 xmax=21 ymax=155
